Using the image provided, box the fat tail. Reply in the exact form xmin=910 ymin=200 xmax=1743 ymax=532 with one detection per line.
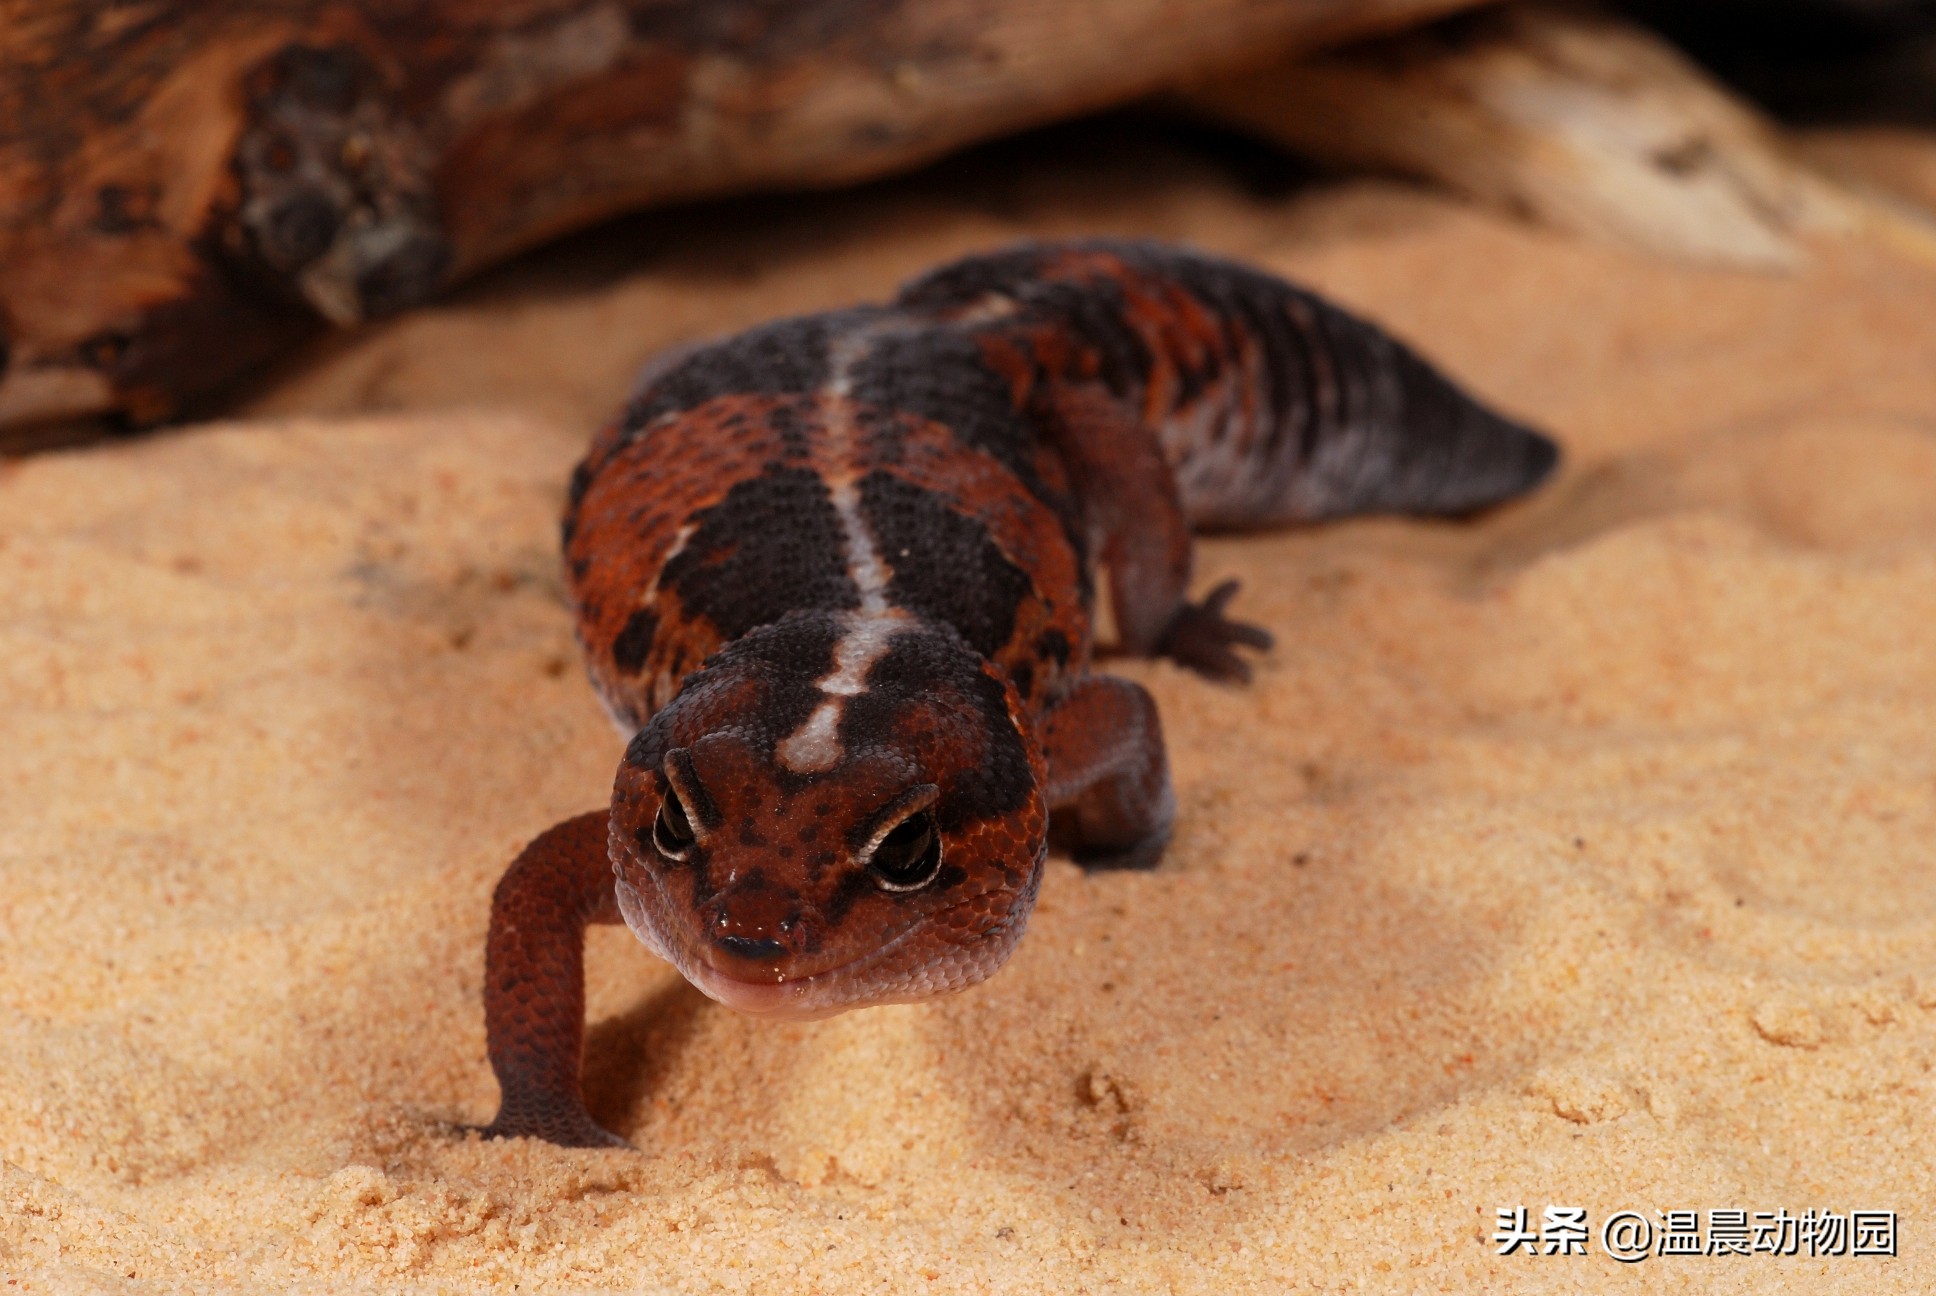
xmin=1252 ymin=319 xmax=1560 ymax=525
xmin=899 ymin=238 xmax=1559 ymax=532
xmin=1141 ymin=244 xmax=1559 ymax=530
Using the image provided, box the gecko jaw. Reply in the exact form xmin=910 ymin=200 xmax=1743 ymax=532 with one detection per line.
xmin=614 ymin=865 xmax=1033 ymax=1022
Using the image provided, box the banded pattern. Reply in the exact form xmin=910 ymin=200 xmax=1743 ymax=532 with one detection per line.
xmin=897 ymin=241 xmax=1557 ymax=529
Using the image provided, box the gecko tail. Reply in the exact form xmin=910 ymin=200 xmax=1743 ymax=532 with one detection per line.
xmin=1322 ymin=336 xmax=1560 ymax=522
xmin=1146 ymin=248 xmax=1562 ymax=531
xmin=895 ymin=237 xmax=1560 ymax=531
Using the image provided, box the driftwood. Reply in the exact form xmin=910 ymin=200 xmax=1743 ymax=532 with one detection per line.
xmin=0 ymin=0 xmax=1484 ymax=432
xmin=1186 ymin=2 xmax=1936 ymax=271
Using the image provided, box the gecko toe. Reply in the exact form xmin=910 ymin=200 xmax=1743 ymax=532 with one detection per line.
xmin=1158 ymin=581 xmax=1273 ymax=682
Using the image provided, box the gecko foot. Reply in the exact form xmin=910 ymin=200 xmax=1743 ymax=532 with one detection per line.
xmin=480 ymin=1094 xmax=632 ymax=1149
xmin=1157 ymin=580 xmax=1274 ymax=683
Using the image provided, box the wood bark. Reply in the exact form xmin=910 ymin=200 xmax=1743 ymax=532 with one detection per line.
xmin=0 ymin=0 xmax=1484 ymax=431
xmin=1184 ymin=3 xmax=1936 ymax=273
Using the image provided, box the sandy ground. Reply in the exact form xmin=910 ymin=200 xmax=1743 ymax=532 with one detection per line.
xmin=5 ymin=122 xmax=1936 ymax=1292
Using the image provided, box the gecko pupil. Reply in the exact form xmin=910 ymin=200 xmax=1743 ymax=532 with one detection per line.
xmin=653 ymin=788 xmax=695 ymax=858
xmin=870 ymin=811 xmax=941 ymax=889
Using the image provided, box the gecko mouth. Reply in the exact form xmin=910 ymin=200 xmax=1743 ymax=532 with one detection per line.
xmin=613 ymin=871 xmax=932 ymax=1021
xmin=680 ymin=958 xmax=863 ymax=1020
xmin=683 ymin=906 xmax=949 ymax=1020
xmin=614 ymin=864 xmax=1027 ymax=1021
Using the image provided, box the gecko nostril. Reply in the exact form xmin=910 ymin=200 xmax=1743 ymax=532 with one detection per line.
xmin=715 ymin=933 xmax=786 ymax=961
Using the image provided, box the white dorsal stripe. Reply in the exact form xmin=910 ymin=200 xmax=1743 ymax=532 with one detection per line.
xmin=775 ymin=327 xmax=905 ymax=775
xmin=821 ymin=329 xmax=891 ymax=614
xmin=775 ymin=612 xmax=905 ymax=774
xmin=829 ymin=477 xmax=888 ymax=612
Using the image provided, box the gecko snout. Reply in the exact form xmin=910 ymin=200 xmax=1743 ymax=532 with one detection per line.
xmin=700 ymin=885 xmax=808 ymax=976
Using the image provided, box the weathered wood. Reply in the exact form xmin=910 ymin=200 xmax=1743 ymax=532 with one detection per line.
xmin=0 ymin=0 xmax=1485 ymax=431
xmin=1185 ymin=2 xmax=1936 ymax=271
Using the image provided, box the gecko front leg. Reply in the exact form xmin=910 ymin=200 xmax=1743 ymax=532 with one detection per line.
xmin=1041 ymin=674 xmax=1175 ymax=871
xmin=482 ymin=810 xmax=630 ymax=1148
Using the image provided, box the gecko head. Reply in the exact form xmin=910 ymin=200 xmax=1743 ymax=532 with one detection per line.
xmin=608 ymin=611 xmax=1048 ymax=1021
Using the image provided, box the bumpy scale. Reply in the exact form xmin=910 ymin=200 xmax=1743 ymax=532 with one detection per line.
xmin=480 ymin=239 xmax=1559 ymax=1147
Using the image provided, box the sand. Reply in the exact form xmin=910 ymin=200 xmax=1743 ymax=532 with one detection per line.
xmin=5 ymin=123 xmax=1936 ymax=1293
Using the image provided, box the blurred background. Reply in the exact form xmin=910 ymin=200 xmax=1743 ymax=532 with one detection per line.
xmin=5 ymin=0 xmax=1936 ymax=451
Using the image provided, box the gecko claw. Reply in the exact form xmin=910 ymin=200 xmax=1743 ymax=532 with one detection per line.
xmin=1158 ymin=580 xmax=1274 ymax=683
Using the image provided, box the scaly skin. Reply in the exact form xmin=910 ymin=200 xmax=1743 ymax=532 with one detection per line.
xmin=480 ymin=239 xmax=1559 ymax=1146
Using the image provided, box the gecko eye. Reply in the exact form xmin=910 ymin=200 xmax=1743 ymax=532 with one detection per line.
xmin=653 ymin=787 xmax=696 ymax=859
xmin=868 ymin=811 xmax=941 ymax=891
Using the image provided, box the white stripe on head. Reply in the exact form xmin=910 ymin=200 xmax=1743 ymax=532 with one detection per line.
xmin=775 ymin=612 xmax=905 ymax=774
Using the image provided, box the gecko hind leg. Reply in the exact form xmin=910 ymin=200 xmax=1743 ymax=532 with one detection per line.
xmin=1157 ymin=579 xmax=1274 ymax=684
xmin=1041 ymin=388 xmax=1272 ymax=685
xmin=480 ymin=811 xmax=632 ymax=1149
xmin=1041 ymin=674 xmax=1175 ymax=871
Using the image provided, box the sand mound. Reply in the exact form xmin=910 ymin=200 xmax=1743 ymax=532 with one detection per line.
xmin=5 ymin=128 xmax=1935 ymax=1291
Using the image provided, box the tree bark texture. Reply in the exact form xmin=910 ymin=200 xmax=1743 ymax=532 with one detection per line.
xmin=0 ymin=0 xmax=1486 ymax=431
xmin=1184 ymin=3 xmax=1936 ymax=273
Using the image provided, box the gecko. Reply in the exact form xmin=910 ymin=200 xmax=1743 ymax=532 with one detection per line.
xmin=479 ymin=238 xmax=1558 ymax=1147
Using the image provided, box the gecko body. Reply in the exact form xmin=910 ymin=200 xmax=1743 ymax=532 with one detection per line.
xmin=481 ymin=240 xmax=1557 ymax=1146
